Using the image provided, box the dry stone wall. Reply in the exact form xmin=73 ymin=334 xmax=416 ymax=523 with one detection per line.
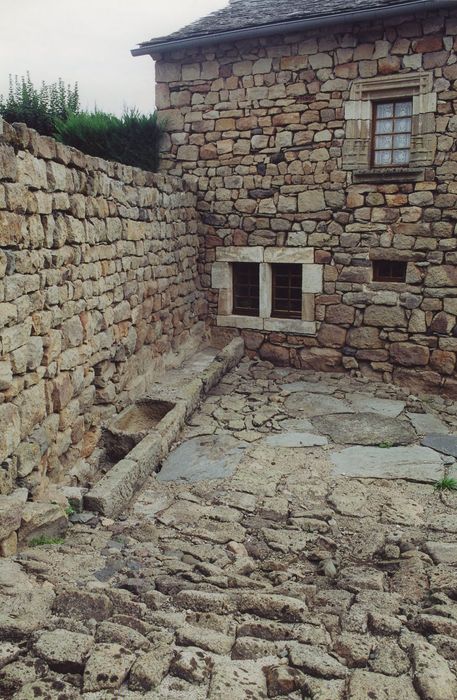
xmin=153 ymin=6 xmax=457 ymax=397
xmin=0 ymin=118 xmax=206 ymax=497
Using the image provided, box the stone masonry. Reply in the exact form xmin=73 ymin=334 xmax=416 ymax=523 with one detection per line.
xmin=151 ymin=5 xmax=457 ymax=397
xmin=0 ymin=117 xmax=207 ymax=500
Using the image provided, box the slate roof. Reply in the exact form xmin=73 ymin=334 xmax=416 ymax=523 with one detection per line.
xmin=163 ymin=0 xmax=415 ymax=41
xmin=135 ymin=0 xmax=439 ymax=52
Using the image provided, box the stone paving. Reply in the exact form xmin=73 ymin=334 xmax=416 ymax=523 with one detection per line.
xmin=2 ymin=359 xmax=457 ymax=699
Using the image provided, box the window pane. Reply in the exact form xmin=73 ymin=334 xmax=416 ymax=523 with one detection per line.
xmin=377 ymin=103 xmax=394 ymax=118
xmin=395 ymin=101 xmax=412 ymax=117
xmin=393 ymin=149 xmax=410 ymax=164
xmin=395 ymin=118 xmax=412 ymax=133
xmin=271 ymin=264 xmax=302 ymax=319
xmin=374 ymin=150 xmax=392 ymax=165
xmin=375 ymin=135 xmax=393 ymax=150
xmin=373 ymin=99 xmax=412 ymax=168
xmin=393 ymin=133 xmax=411 ymax=148
xmin=375 ymin=119 xmax=393 ymax=134
xmin=232 ymin=262 xmax=259 ymax=316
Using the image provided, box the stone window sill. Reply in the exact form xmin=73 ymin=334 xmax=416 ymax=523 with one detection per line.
xmin=217 ymin=314 xmax=316 ymax=335
xmin=353 ymin=167 xmax=424 ymax=184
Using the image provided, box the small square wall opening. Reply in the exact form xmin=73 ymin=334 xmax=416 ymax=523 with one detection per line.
xmin=372 ymin=259 xmax=407 ymax=283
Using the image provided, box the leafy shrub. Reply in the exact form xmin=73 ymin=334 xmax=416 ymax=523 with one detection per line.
xmin=0 ymin=73 xmax=163 ymax=171
xmin=0 ymin=73 xmax=79 ymax=136
xmin=54 ymin=109 xmax=163 ymax=171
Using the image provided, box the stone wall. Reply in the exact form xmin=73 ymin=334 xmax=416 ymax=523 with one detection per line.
xmin=153 ymin=6 xmax=457 ymax=397
xmin=0 ymin=118 xmax=207 ymax=497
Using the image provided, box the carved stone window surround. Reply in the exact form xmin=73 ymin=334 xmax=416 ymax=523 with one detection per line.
xmin=211 ymin=246 xmax=321 ymax=335
xmin=343 ymin=71 xmax=436 ymax=182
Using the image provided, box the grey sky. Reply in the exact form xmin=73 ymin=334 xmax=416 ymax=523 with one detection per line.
xmin=0 ymin=0 xmax=227 ymax=115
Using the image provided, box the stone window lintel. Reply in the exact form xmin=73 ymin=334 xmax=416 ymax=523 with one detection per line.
xmin=349 ymin=71 xmax=433 ymax=102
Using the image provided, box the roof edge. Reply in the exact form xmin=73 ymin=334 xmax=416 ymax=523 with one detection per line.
xmin=132 ymin=0 xmax=455 ymax=57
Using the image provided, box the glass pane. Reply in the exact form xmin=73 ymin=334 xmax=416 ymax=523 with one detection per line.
xmin=393 ymin=133 xmax=411 ymax=148
xmin=376 ymin=119 xmax=393 ymax=134
xmin=395 ymin=118 xmax=412 ymax=133
xmin=374 ymin=150 xmax=392 ymax=165
xmin=233 ymin=263 xmax=259 ymax=316
xmin=375 ymin=135 xmax=393 ymax=149
xmin=376 ymin=103 xmax=394 ymax=118
xmin=393 ymin=149 xmax=410 ymax=164
xmin=395 ymin=101 xmax=412 ymax=117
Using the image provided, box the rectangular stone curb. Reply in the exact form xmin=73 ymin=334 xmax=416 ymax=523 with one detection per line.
xmin=155 ymin=401 xmax=188 ymax=455
xmin=84 ymin=338 xmax=245 ymax=517
xmin=201 ymin=338 xmax=245 ymax=393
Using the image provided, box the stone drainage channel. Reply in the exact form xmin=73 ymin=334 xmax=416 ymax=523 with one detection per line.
xmin=85 ymin=338 xmax=245 ymax=517
xmin=1 ymin=357 xmax=457 ymax=699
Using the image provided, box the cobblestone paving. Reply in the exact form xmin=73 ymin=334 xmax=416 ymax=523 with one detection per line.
xmin=2 ymin=359 xmax=457 ymax=699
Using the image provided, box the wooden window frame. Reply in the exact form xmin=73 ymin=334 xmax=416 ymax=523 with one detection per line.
xmin=372 ymin=260 xmax=407 ymax=283
xmin=232 ymin=262 xmax=260 ymax=316
xmin=371 ymin=99 xmax=413 ymax=168
xmin=271 ymin=263 xmax=302 ymax=319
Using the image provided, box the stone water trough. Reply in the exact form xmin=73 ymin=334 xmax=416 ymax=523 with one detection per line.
xmin=85 ymin=338 xmax=245 ymax=517
xmin=104 ymin=398 xmax=176 ymax=460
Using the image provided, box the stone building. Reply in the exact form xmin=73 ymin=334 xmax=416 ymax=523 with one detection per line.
xmin=133 ymin=0 xmax=457 ymax=397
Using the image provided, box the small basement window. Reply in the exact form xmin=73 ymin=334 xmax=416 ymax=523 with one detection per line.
xmin=232 ymin=262 xmax=260 ymax=316
xmin=372 ymin=100 xmax=412 ymax=167
xmin=271 ymin=263 xmax=302 ymax=319
xmin=372 ymin=260 xmax=407 ymax=283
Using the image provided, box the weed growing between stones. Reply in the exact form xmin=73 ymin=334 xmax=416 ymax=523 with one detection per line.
xmin=434 ymin=476 xmax=457 ymax=491
xmin=30 ymin=535 xmax=66 ymax=547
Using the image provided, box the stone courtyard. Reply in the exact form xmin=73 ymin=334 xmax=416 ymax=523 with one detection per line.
xmin=1 ymin=357 xmax=457 ymax=699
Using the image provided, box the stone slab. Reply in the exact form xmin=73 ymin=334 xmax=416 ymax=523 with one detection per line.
xmin=263 ymin=432 xmax=328 ymax=448
xmin=312 ymin=413 xmax=416 ymax=446
xmin=281 ymin=381 xmax=336 ymax=395
xmin=284 ymin=392 xmax=353 ymax=417
xmin=427 ymin=514 xmax=457 ymax=533
xmin=421 ymin=434 xmax=457 ymax=458
xmin=407 ymin=413 xmax=449 ymax=436
xmin=158 ymin=434 xmax=248 ymax=483
xmin=348 ymin=670 xmax=419 ymax=699
xmin=208 ymin=659 xmax=268 ymax=699
xmin=425 ymin=542 xmax=457 ymax=565
xmin=0 ymin=642 xmax=21 ymax=670
xmin=330 ymin=446 xmax=444 ymax=483
xmin=278 ymin=417 xmax=316 ymax=432
xmin=348 ymin=394 xmax=405 ymax=418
